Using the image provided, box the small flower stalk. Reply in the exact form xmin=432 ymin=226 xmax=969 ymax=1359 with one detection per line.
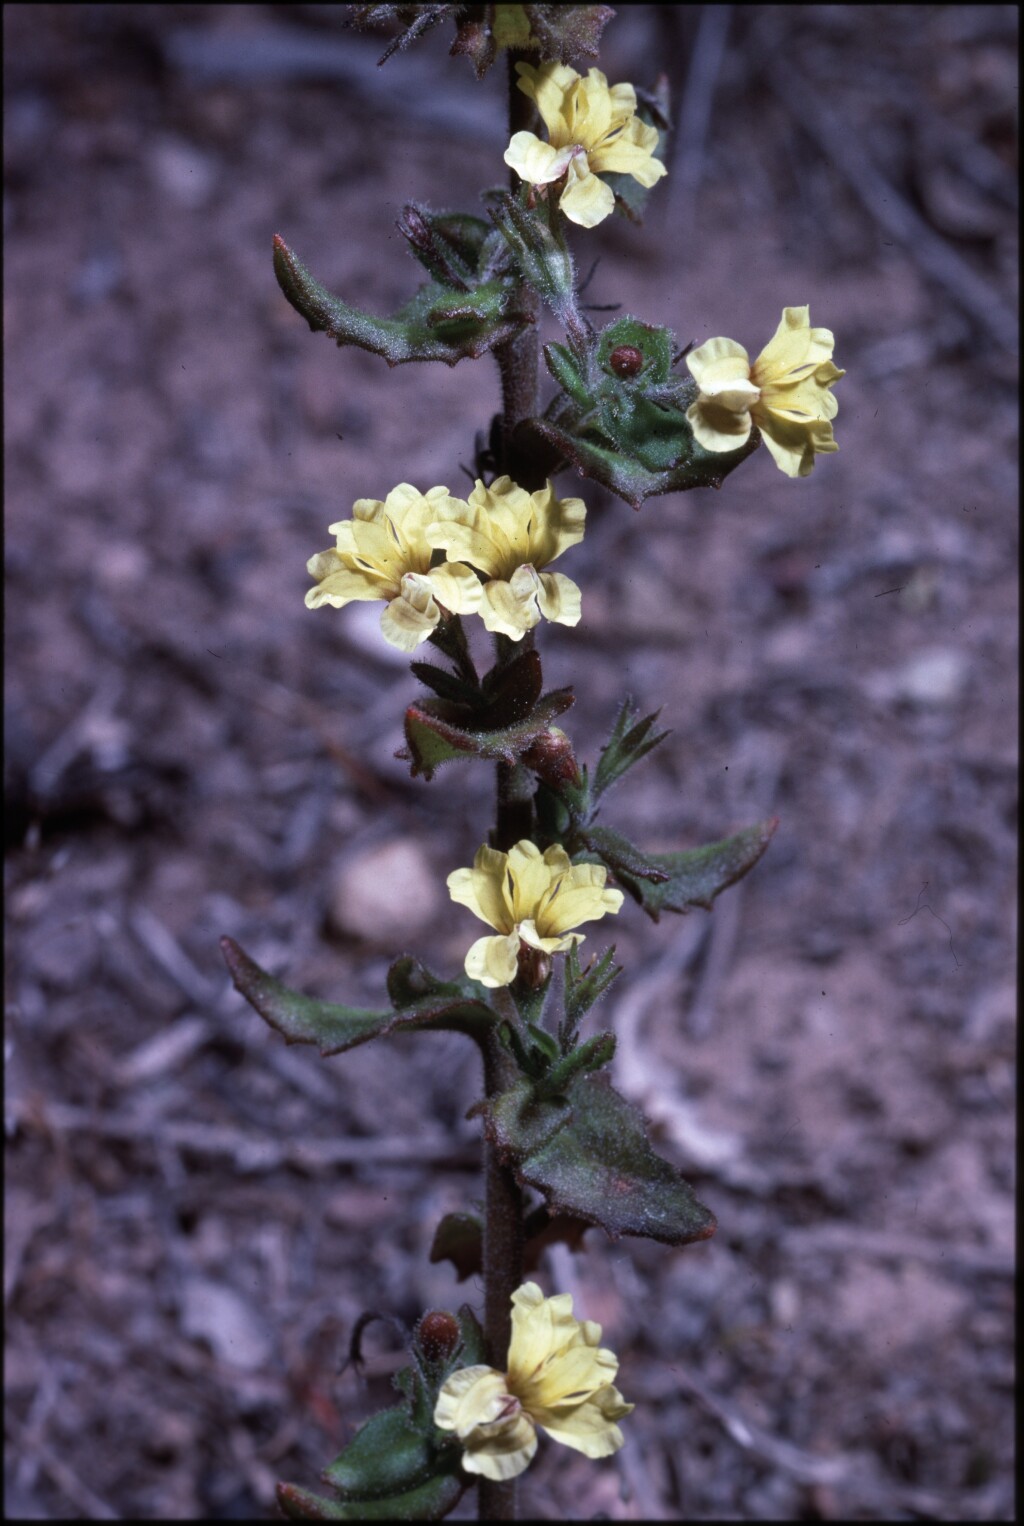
xmin=223 ymin=6 xmax=846 ymax=1519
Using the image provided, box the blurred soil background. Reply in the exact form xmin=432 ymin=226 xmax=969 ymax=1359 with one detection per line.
xmin=3 ymin=4 xmax=1017 ymax=1519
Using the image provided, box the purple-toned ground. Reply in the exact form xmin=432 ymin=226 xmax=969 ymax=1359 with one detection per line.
xmin=4 ymin=5 xmax=1016 ymax=1520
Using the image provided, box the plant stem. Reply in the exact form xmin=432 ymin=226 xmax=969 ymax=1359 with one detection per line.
xmin=494 ymin=49 xmax=542 ymax=492
xmin=477 ymin=54 xmax=545 ymax=1520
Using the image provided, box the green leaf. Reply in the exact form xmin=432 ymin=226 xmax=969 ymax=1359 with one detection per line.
xmin=273 ymin=234 xmax=528 ymax=369
xmin=428 ymin=1212 xmax=484 ymax=1283
xmin=530 ymin=413 xmax=759 ymax=509
xmin=486 ymin=191 xmax=577 ymax=330
xmin=593 ymin=697 xmax=670 ymax=800
xmin=544 ymin=341 xmax=592 ymax=410
xmin=581 ymin=824 xmax=671 ymax=885
xmin=398 ymin=688 xmax=574 ymax=781
xmin=409 ymin=662 xmax=481 ymax=707
xmin=220 ymin=939 xmax=497 ymax=1056
xmin=322 ymin=1406 xmax=439 ymax=1501
xmin=537 ymin=1031 xmax=616 ymax=1098
xmin=430 ymin=1207 xmax=592 ymax=1282
xmin=396 ymin=205 xmax=491 ymax=289
xmin=562 ymin=943 xmax=622 ymax=1035
xmin=518 ymin=1073 xmax=717 ymax=1246
xmin=485 ymin=1076 xmax=572 ymax=1160
xmin=616 ymin=816 xmax=780 ymax=921
xmin=277 ymin=1474 xmax=464 ymax=1522
xmin=479 ymin=648 xmax=544 ymax=728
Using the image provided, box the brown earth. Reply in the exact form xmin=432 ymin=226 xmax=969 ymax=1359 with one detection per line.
xmin=4 ymin=4 xmax=1017 ymax=1520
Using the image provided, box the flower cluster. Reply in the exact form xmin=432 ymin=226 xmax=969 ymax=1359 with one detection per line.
xmin=686 ymin=306 xmax=845 ymax=478
xmin=306 ymin=476 xmax=585 ymax=652
xmin=447 ymin=839 xmax=623 ymax=988
xmin=434 ymin=1282 xmax=633 ymax=1481
xmin=505 ymin=61 xmax=666 ymax=228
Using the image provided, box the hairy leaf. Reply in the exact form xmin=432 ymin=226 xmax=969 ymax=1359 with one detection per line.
xmin=221 ymin=939 xmax=496 ymax=1056
xmin=430 ymin=1207 xmax=592 ymax=1282
xmin=519 ymin=1073 xmax=717 ymax=1245
xmin=616 ymin=816 xmax=780 ymax=921
xmin=273 ymin=235 xmax=529 ymax=368
xmin=399 ymin=687 xmax=574 ymax=781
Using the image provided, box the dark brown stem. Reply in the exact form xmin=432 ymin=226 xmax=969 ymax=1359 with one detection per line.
xmin=477 ymin=49 xmax=551 ymax=1524
xmin=479 ymin=1029 xmax=524 ymax=1523
xmin=494 ymin=49 xmax=542 ymax=491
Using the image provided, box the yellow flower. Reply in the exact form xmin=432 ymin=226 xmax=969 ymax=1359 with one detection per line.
xmin=305 ymin=483 xmax=482 ymax=652
xmin=426 ymin=476 xmax=585 ymax=641
xmin=447 ymin=840 xmax=622 ymax=988
xmin=686 ymin=306 xmax=845 ymax=478
xmin=434 ymin=1282 xmax=633 ymax=1482
xmin=504 ymin=61 xmax=667 ymax=229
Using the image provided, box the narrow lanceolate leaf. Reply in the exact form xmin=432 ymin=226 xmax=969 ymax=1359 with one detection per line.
xmin=518 ymin=1073 xmax=717 ymax=1246
xmin=220 ymin=939 xmax=496 ymax=1056
xmin=398 ymin=688 xmax=574 ymax=782
xmin=615 ymin=817 xmax=780 ymax=921
xmin=273 ymin=234 xmax=528 ymax=368
xmin=593 ymin=697 xmax=670 ymax=800
xmin=562 ymin=943 xmax=622 ymax=1032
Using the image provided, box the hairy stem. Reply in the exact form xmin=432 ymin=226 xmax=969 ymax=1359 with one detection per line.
xmin=493 ymin=49 xmax=541 ymax=491
xmin=478 ymin=51 xmax=549 ymax=1522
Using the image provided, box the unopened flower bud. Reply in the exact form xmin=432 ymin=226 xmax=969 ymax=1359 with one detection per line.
xmin=609 ymin=344 xmax=644 ymax=378
xmin=516 ymin=943 xmax=552 ymax=991
xmin=522 ymin=727 xmax=581 ymax=789
xmin=416 ymin=1310 xmax=461 ymax=1364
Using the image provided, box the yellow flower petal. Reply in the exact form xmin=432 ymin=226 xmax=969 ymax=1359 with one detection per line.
xmin=447 ymin=845 xmax=513 ymax=932
xmin=588 ymin=116 xmax=665 ymax=181
xmin=378 ymin=572 xmax=440 ymax=651
xmin=464 ymin=932 xmax=521 ymax=988
xmin=536 ymin=570 xmax=582 ymax=627
xmin=434 ymin=1367 xmax=539 ymax=1481
xmin=504 ymin=131 xmax=575 ymax=187
xmin=686 ymin=399 xmax=754 ymax=454
xmin=751 ymin=305 xmax=836 ymax=386
xmin=434 ymin=1366 xmax=510 ymax=1439
xmin=756 ymin=415 xmax=838 ymax=478
xmin=535 ymin=864 xmax=623 ymax=939
xmin=532 ymin=1383 xmax=634 ymax=1459
xmin=425 ymin=560 xmax=483 ymax=616
xmin=686 ymin=336 xmax=752 ymax=391
xmin=303 ymin=560 xmax=383 ymax=608
xmin=514 ymin=60 xmax=579 ymax=144
xmin=559 ymin=159 xmax=616 ymax=228
xmin=505 ymin=841 xmax=552 ymax=922
xmin=479 ymin=566 xmax=544 ymax=639
xmin=518 ymin=918 xmax=581 ymax=956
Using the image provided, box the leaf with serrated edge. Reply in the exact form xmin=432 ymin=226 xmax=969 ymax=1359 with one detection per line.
xmin=400 ymin=689 xmax=574 ymax=781
xmin=221 ymin=938 xmax=495 ymax=1056
xmin=618 ymin=817 xmax=779 ymax=921
xmin=519 ymin=1073 xmax=716 ymax=1246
